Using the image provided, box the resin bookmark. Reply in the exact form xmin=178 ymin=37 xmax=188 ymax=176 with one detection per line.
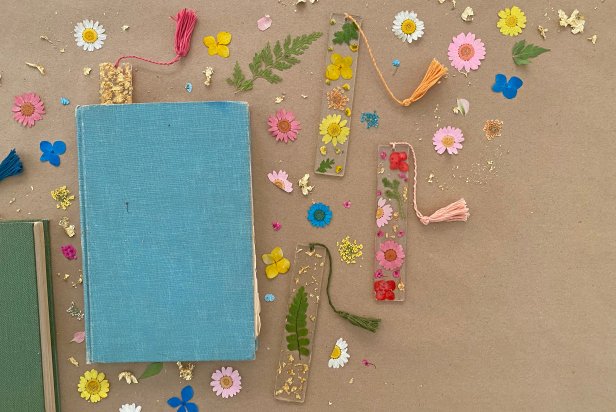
xmin=314 ymin=13 xmax=362 ymax=177
xmin=274 ymin=244 xmax=326 ymax=403
xmin=374 ymin=144 xmax=410 ymax=301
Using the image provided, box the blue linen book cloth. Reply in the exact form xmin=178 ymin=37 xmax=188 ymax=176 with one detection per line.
xmin=76 ymin=101 xmax=258 ymax=363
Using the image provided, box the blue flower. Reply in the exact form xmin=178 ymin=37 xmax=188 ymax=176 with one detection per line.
xmin=307 ymin=202 xmax=332 ymax=228
xmin=185 ymin=82 xmax=193 ymax=93
xmin=60 ymin=97 xmax=70 ymax=105
xmin=168 ymin=385 xmax=198 ymax=412
xmin=492 ymin=74 xmax=523 ymax=99
xmin=39 ymin=140 xmax=66 ymax=167
xmin=392 ymin=59 xmax=400 ymax=68
xmin=360 ymin=111 xmax=379 ymax=129
xmin=264 ymin=293 xmax=276 ymax=302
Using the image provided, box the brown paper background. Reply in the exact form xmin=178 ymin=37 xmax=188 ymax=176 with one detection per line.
xmin=1 ymin=0 xmax=615 ymax=410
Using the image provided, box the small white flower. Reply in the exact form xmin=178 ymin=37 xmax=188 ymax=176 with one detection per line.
xmin=328 ymin=338 xmax=350 ymax=368
xmin=392 ymin=11 xmax=425 ymax=43
xmin=74 ymin=19 xmax=107 ymax=51
xmin=119 ymin=403 xmax=142 ymax=412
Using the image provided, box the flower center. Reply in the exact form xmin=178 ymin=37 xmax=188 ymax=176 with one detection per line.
xmin=376 ymin=207 xmax=384 ymax=219
xmin=384 ymin=249 xmax=398 ymax=262
xmin=82 ymin=28 xmax=98 ymax=43
xmin=441 ymin=135 xmax=455 ymax=148
xmin=20 ymin=102 xmax=35 ymax=116
xmin=273 ymin=179 xmax=285 ymax=190
xmin=458 ymin=44 xmax=475 ymax=61
xmin=220 ymin=376 xmax=234 ymax=389
xmin=330 ymin=345 xmax=341 ymax=359
xmin=505 ymin=15 xmax=518 ymax=27
xmin=313 ymin=209 xmax=325 ymax=221
xmin=85 ymin=379 xmax=101 ymax=394
xmin=327 ymin=122 xmax=341 ymax=137
xmin=277 ymin=119 xmax=291 ymax=133
xmin=401 ymin=19 xmax=416 ymax=35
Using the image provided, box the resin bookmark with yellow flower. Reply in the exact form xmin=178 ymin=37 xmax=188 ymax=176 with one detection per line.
xmin=274 ymin=244 xmax=326 ymax=403
xmin=374 ymin=145 xmax=410 ymax=301
xmin=315 ymin=13 xmax=362 ymax=177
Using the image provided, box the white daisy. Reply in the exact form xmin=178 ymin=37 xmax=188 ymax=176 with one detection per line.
xmin=119 ymin=404 xmax=141 ymax=412
xmin=74 ymin=19 xmax=107 ymax=51
xmin=328 ymin=338 xmax=350 ymax=368
xmin=392 ymin=11 xmax=425 ymax=43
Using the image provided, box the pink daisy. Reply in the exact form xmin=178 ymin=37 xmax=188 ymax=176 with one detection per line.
xmin=376 ymin=197 xmax=393 ymax=228
xmin=433 ymin=126 xmax=464 ymax=155
xmin=448 ymin=32 xmax=486 ymax=72
xmin=376 ymin=240 xmax=405 ymax=271
xmin=210 ymin=367 xmax=241 ymax=398
xmin=12 ymin=92 xmax=45 ymax=127
xmin=267 ymin=170 xmax=293 ymax=193
xmin=267 ymin=109 xmax=301 ymax=143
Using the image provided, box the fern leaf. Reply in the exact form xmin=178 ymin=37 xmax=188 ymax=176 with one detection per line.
xmin=285 ymin=286 xmax=310 ymax=359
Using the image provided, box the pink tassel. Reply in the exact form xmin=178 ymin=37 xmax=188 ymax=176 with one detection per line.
xmin=114 ymin=8 xmax=197 ymax=67
xmin=418 ymin=198 xmax=469 ymax=225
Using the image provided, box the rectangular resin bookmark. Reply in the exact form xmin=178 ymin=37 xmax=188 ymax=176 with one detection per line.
xmin=374 ymin=145 xmax=410 ymax=301
xmin=274 ymin=244 xmax=326 ymax=403
xmin=314 ymin=13 xmax=362 ymax=177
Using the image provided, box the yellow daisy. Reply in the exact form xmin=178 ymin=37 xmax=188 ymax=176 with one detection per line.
xmin=203 ymin=31 xmax=232 ymax=58
xmin=497 ymin=6 xmax=526 ymax=36
xmin=77 ymin=369 xmax=110 ymax=403
xmin=319 ymin=114 xmax=350 ymax=147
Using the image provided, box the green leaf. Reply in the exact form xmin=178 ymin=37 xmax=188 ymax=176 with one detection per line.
xmin=317 ymin=158 xmax=335 ymax=173
xmin=285 ymin=286 xmax=311 ymax=359
xmin=512 ymin=40 xmax=550 ymax=65
xmin=333 ymin=22 xmax=359 ymax=45
xmin=139 ymin=362 xmax=163 ymax=380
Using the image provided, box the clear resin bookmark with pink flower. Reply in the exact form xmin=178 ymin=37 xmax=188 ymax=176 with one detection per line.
xmin=374 ymin=145 xmax=410 ymax=301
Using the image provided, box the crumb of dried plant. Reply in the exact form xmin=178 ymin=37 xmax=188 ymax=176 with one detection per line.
xmin=203 ymin=67 xmax=214 ymax=86
xmin=558 ymin=9 xmax=585 ymax=34
xmin=587 ymin=34 xmax=597 ymax=44
xmin=83 ymin=67 xmax=92 ymax=76
xmin=118 ymin=371 xmax=139 ymax=384
xmin=461 ymin=7 xmax=474 ymax=22
xmin=538 ymin=25 xmax=548 ymax=39
xmin=25 ymin=62 xmax=45 ymax=75
xmin=121 ymin=25 xmax=130 ymax=31
xmin=483 ymin=119 xmax=504 ymax=140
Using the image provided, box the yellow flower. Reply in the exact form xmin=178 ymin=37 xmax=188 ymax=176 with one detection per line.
xmin=344 ymin=108 xmax=352 ymax=117
xmin=349 ymin=43 xmax=359 ymax=52
xmin=320 ymin=145 xmax=327 ymax=155
xmin=336 ymin=166 xmax=343 ymax=174
xmin=342 ymin=83 xmax=350 ymax=91
xmin=77 ymin=369 xmax=110 ymax=403
xmin=326 ymin=53 xmax=353 ymax=81
xmin=262 ymin=247 xmax=290 ymax=279
xmin=203 ymin=31 xmax=232 ymax=57
xmin=497 ymin=6 xmax=526 ymax=36
xmin=320 ymin=114 xmax=350 ymax=147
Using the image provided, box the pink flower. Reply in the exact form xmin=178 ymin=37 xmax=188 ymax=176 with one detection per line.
xmin=272 ymin=221 xmax=282 ymax=231
xmin=210 ymin=367 xmax=242 ymax=398
xmin=362 ymin=359 xmax=376 ymax=368
xmin=267 ymin=109 xmax=301 ymax=143
xmin=433 ymin=126 xmax=464 ymax=155
xmin=448 ymin=32 xmax=486 ymax=72
xmin=267 ymin=170 xmax=293 ymax=192
xmin=397 ymin=230 xmax=405 ymax=238
xmin=376 ymin=230 xmax=384 ymax=238
xmin=376 ymin=198 xmax=393 ymax=228
xmin=374 ymin=269 xmax=383 ymax=279
xmin=376 ymin=190 xmax=382 ymax=197
xmin=376 ymin=240 xmax=405 ymax=271
xmin=379 ymin=151 xmax=387 ymax=160
xmin=343 ymin=200 xmax=352 ymax=209
xmin=12 ymin=92 xmax=45 ymax=127
xmin=393 ymin=270 xmax=400 ymax=278
xmin=61 ymin=244 xmax=78 ymax=260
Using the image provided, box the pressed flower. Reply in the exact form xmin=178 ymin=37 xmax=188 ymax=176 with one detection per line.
xmin=374 ymin=279 xmax=396 ymax=301
xmin=448 ymin=32 xmax=486 ymax=72
xmin=40 ymin=140 xmax=66 ymax=167
xmin=376 ymin=198 xmax=393 ymax=228
xmin=392 ymin=59 xmax=401 ymax=67
xmin=61 ymin=244 xmax=78 ymax=260
xmin=335 ymin=165 xmax=343 ymax=174
xmin=483 ymin=119 xmax=504 ymax=140
xmin=119 ymin=404 xmax=142 ymax=412
xmin=374 ymin=269 xmax=384 ymax=279
xmin=326 ymin=87 xmax=349 ymax=111
xmin=376 ymin=240 xmax=405 ymax=271
xmin=267 ymin=109 xmax=301 ymax=143
xmin=343 ymin=200 xmax=352 ymax=209
xmin=264 ymin=293 xmax=276 ymax=302
xmin=337 ymin=236 xmax=363 ymax=264
xmin=360 ymin=111 xmax=379 ymax=129
xmin=267 ymin=170 xmax=293 ymax=192
xmin=319 ymin=114 xmax=350 ymax=147
xmin=203 ymin=31 xmax=232 ymax=58
xmin=392 ymin=11 xmax=425 ymax=43
xmin=393 ymin=270 xmax=400 ymax=278
xmin=328 ymin=338 xmax=350 ymax=368
xmin=272 ymin=221 xmax=282 ymax=231
xmin=376 ymin=229 xmax=384 ymax=238
xmin=349 ymin=43 xmax=359 ymax=52
xmin=298 ymin=174 xmax=313 ymax=196
xmin=257 ymin=15 xmax=272 ymax=31
xmin=307 ymin=202 xmax=332 ymax=228
xmin=262 ymin=247 xmax=291 ymax=279
xmin=77 ymin=369 xmax=110 ymax=403
xmin=74 ymin=20 xmax=107 ymax=51
xmin=326 ymin=53 xmax=353 ymax=80
xmin=492 ymin=74 xmax=523 ymax=99
xmin=319 ymin=145 xmax=327 ymax=156
xmin=210 ymin=367 xmax=242 ymax=398
xmin=497 ymin=6 xmax=526 ymax=36
xmin=12 ymin=93 xmax=45 ymax=127
xmin=432 ymin=126 xmax=464 ymax=155
xmin=167 ymin=385 xmax=198 ymax=412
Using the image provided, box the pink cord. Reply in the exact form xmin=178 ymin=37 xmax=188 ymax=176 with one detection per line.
xmin=114 ymin=9 xmax=197 ymax=67
xmin=390 ymin=142 xmax=470 ymax=225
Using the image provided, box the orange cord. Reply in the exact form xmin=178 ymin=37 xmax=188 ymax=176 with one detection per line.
xmin=344 ymin=14 xmax=448 ymax=107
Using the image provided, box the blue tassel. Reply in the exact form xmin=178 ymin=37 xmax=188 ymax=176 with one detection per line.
xmin=0 ymin=149 xmax=23 ymax=182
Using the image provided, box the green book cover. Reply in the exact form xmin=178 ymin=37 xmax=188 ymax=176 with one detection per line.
xmin=0 ymin=220 xmax=60 ymax=412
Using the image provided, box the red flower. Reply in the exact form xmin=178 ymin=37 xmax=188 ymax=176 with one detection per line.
xmin=374 ymin=280 xmax=396 ymax=301
xmin=389 ymin=151 xmax=409 ymax=172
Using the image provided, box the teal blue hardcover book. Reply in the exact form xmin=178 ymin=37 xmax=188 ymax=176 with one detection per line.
xmin=76 ymin=101 xmax=259 ymax=363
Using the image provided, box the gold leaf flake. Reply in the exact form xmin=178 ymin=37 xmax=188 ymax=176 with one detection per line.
xmin=68 ymin=357 xmax=79 ymax=367
xmin=63 ymin=274 xmax=70 ymax=281
xmin=461 ymin=6 xmax=473 ymax=21
xmin=25 ymin=62 xmax=45 ymax=75
xmin=538 ymin=25 xmax=548 ymax=39
xmin=177 ymin=361 xmax=195 ymax=381
xmin=83 ymin=67 xmax=92 ymax=76
xmin=348 ymin=377 xmax=354 ymax=384
xmin=40 ymin=35 xmax=54 ymax=44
